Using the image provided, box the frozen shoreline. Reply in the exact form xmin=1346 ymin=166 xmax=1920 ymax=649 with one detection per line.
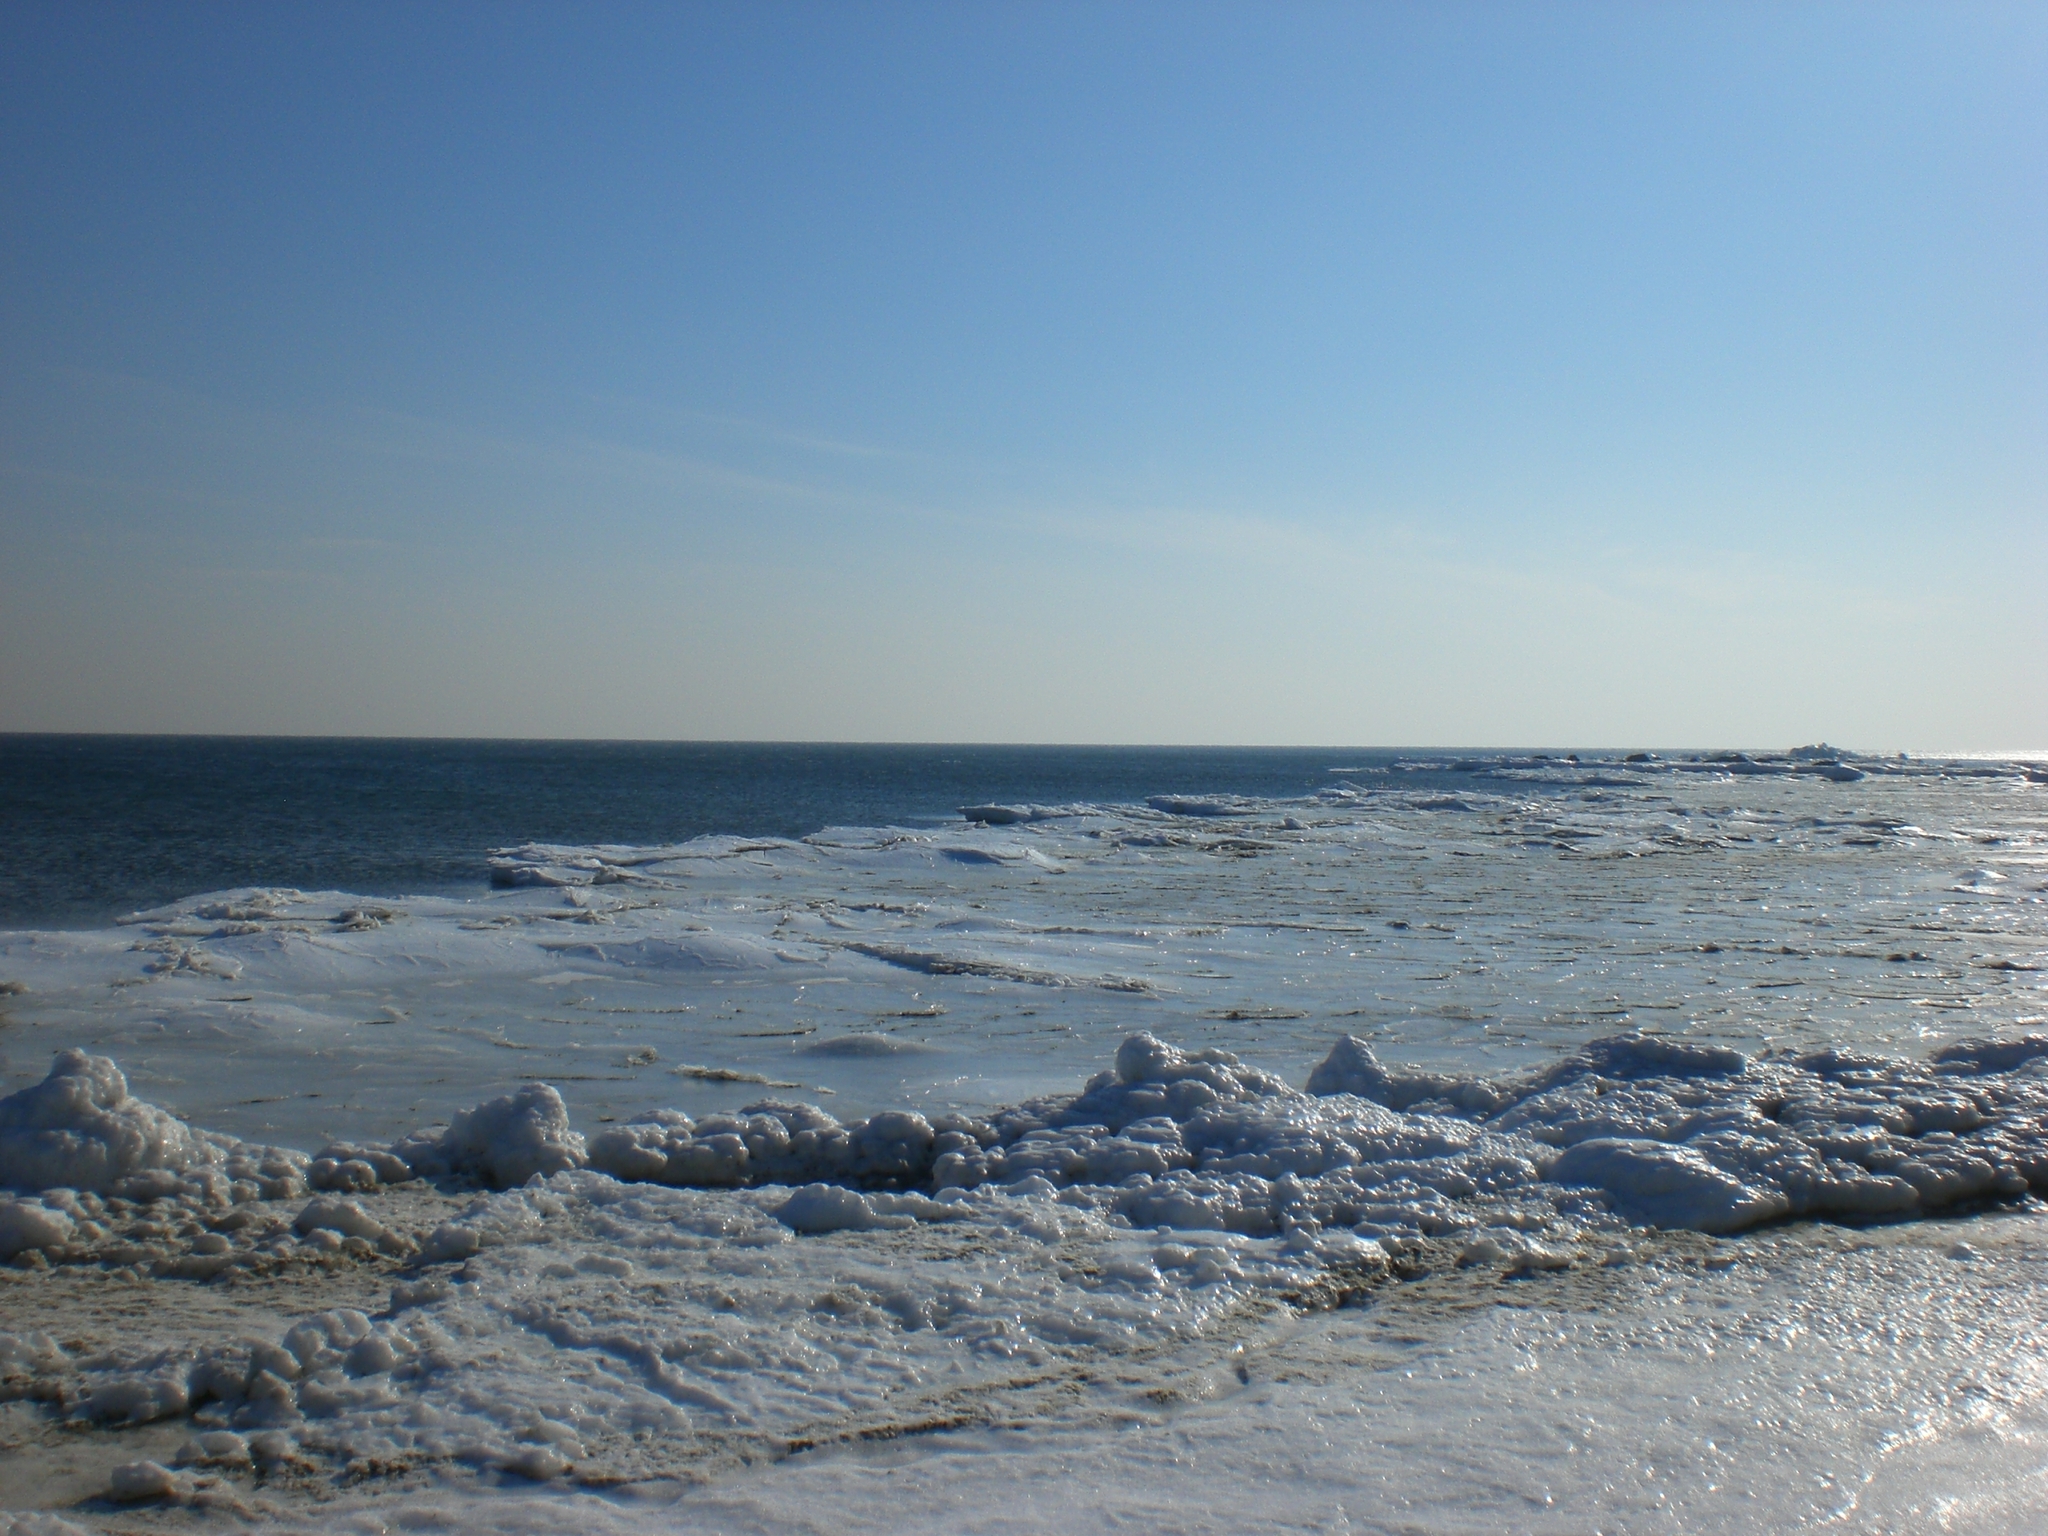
xmin=1 ymin=753 xmax=2043 ymax=1529
xmin=5 ymin=1023 xmax=2048 ymax=1530
xmin=7 ymin=1182 xmax=2048 ymax=1533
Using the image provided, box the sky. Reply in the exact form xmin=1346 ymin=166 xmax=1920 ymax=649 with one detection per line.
xmin=1 ymin=1 xmax=2042 ymax=749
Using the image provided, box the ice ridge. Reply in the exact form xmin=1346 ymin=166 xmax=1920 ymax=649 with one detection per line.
xmin=7 ymin=1030 xmax=2048 ymax=1257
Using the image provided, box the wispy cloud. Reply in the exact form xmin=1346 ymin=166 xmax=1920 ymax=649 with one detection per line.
xmin=628 ymin=402 xmax=939 ymax=466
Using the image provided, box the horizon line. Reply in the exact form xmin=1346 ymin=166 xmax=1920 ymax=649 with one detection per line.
xmin=4 ymin=730 xmax=2044 ymax=761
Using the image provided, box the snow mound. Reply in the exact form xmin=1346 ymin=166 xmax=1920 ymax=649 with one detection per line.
xmin=579 ymin=1028 xmax=2048 ymax=1238
xmin=588 ymin=1102 xmax=937 ymax=1189
xmin=0 ymin=1050 xmax=212 ymax=1192
xmin=1311 ymin=1030 xmax=2048 ymax=1233
xmin=1306 ymin=1035 xmax=1510 ymax=1114
xmin=776 ymin=1183 xmax=914 ymax=1233
xmin=0 ymin=1051 xmax=307 ymax=1202
xmin=1549 ymin=1138 xmax=1785 ymax=1233
xmin=12 ymin=1026 xmax=2048 ymax=1247
xmin=392 ymin=1084 xmax=588 ymax=1188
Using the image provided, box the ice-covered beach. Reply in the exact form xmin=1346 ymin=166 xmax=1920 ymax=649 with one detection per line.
xmin=9 ymin=0 xmax=2043 ymax=1525
xmin=4 ymin=750 xmax=2048 ymax=1532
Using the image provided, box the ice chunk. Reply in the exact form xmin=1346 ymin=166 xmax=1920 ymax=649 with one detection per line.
xmin=392 ymin=1083 xmax=587 ymax=1188
xmin=1087 ymin=1033 xmax=1295 ymax=1122
xmin=0 ymin=1516 xmax=95 ymax=1536
xmin=82 ymin=1371 xmax=190 ymax=1425
xmin=310 ymin=1143 xmax=412 ymax=1190
xmin=1560 ymin=1035 xmax=1749 ymax=1082
xmin=587 ymin=1101 xmax=939 ymax=1190
xmin=0 ymin=1051 xmax=215 ymax=1194
xmin=107 ymin=1461 xmax=183 ymax=1501
xmin=420 ymin=1222 xmax=484 ymax=1262
xmin=498 ymin=1445 xmax=572 ymax=1480
xmin=294 ymin=1196 xmax=411 ymax=1254
xmin=294 ymin=1196 xmax=388 ymax=1242
xmin=777 ymin=1183 xmax=909 ymax=1233
xmin=1457 ymin=1230 xmax=1576 ymax=1270
xmin=1551 ymin=1137 xmax=1789 ymax=1233
xmin=956 ymin=802 xmax=1089 ymax=825
xmin=1147 ymin=795 xmax=1251 ymax=817
xmin=1307 ymin=1035 xmax=1509 ymax=1115
xmin=174 ymin=1430 xmax=251 ymax=1468
xmin=1930 ymin=1036 xmax=2048 ymax=1075
xmin=546 ymin=934 xmax=795 ymax=972
xmin=799 ymin=1032 xmax=940 ymax=1057
xmin=281 ymin=1309 xmax=373 ymax=1373
xmin=0 ymin=1198 xmax=75 ymax=1258
xmin=0 ymin=1330 xmax=68 ymax=1394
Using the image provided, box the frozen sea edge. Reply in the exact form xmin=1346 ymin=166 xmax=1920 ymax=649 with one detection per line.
xmin=3 ymin=748 xmax=2047 ymax=1528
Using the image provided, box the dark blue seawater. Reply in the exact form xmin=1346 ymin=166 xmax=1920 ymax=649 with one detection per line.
xmin=0 ymin=737 xmax=1414 ymax=928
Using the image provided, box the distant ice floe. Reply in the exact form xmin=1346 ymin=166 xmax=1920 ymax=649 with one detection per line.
xmin=959 ymin=803 xmax=1088 ymax=825
xmin=4 ymin=749 xmax=2039 ymax=1171
xmin=1147 ymin=794 xmax=1261 ymax=817
xmin=542 ymin=933 xmax=799 ymax=972
xmin=1375 ymin=746 xmax=2012 ymax=789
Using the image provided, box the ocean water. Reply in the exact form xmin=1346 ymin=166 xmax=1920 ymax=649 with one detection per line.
xmin=0 ymin=737 xmax=1398 ymax=928
xmin=2 ymin=740 xmax=2047 ymax=1533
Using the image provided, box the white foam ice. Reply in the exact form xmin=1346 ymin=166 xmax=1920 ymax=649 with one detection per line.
xmin=8 ymin=1061 xmax=2048 ymax=1529
xmin=1 ymin=1118 xmax=1380 ymax=1499
xmin=340 ymin=1024 xmax=2048 ymax=1244
xmin=197 ymin=1209 xmax=2048 ymax=1536
xmin=2 ymin=1021 xmax=2048 ymax=1527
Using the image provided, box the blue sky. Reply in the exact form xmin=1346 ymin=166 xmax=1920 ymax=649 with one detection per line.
xmin=2 ymin=1 xmax=2041 ymax=746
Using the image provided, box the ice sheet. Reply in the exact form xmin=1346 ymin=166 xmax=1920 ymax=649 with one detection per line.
xmin=266 ymin=1216 xmax=2048 ymax=1536
xmin=0 ymin=751 xmax=2044 ymax=1529
xmin=2 ymin=750 xmax=2042 ymax=1156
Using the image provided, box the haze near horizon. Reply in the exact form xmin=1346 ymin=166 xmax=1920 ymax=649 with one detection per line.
xmin=2 ymin=2 xmax=2041 ymax=749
